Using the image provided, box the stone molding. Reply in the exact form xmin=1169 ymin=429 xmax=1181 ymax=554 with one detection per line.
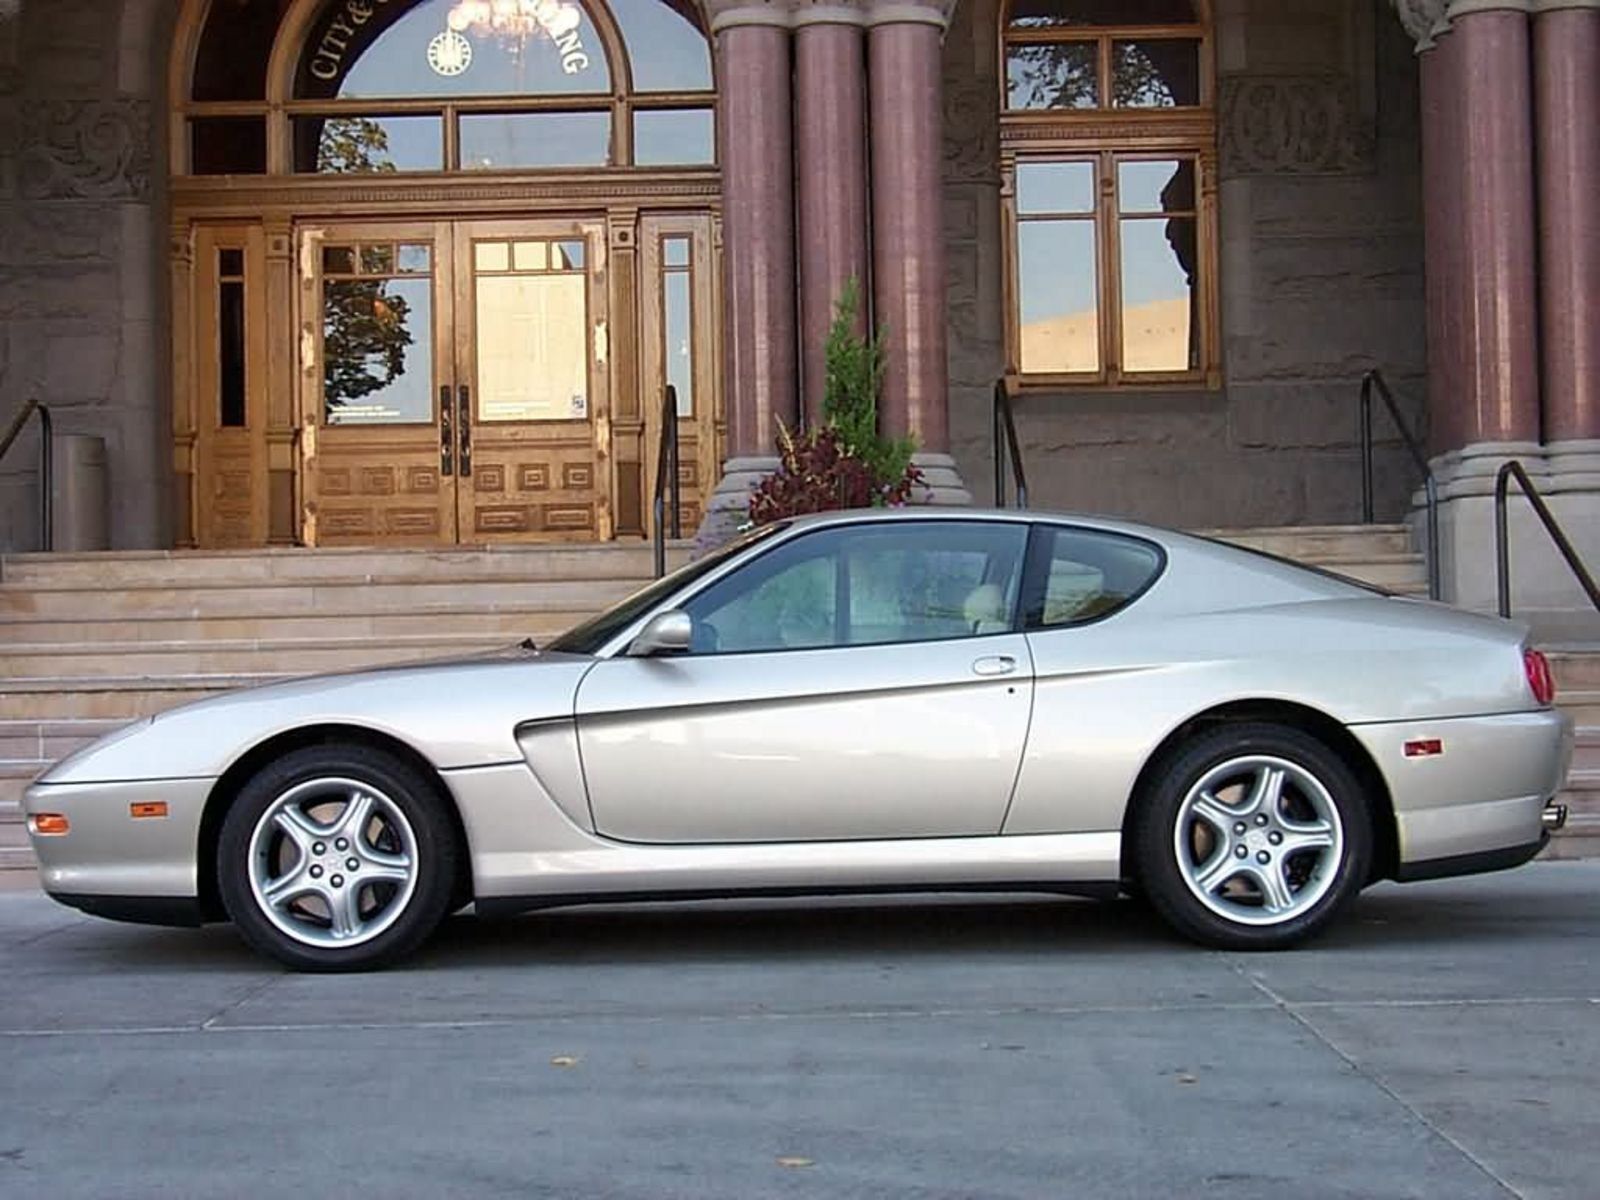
xmin=18 ymin=100 xmax=151 ymax=203
xmin=1218 ymin=76 xmax=1376 ymax=176
xmin=705 ymin=0 xmax=793 ymax=32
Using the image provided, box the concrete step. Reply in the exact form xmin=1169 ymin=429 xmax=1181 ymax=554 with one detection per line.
xmin=0 ymin=542 xmax=690 ymax=588
xmin=0 ymin=719 xmax=129 ymax=763
xmin=0 ymin=764 xmax=45 ymax=809
xmin=1204 ymin=523 xmax=1415 ymax=560
xmin=0 ymin=677 xmax=277 ymax=722
xmin=0 ymin=633 xmax=518 ymax=678
xmin=1546 ymin=648 xmax=1600 ymax=691
xmin=0 ymin=607 xmax=593 ymax=645
xmin=0 ymin=575 xmax=644 ymax=621
xmin=1555 ymin=689 xmax=1600 ymax=730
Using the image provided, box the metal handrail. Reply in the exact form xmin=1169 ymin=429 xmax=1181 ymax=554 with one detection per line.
xmin=651 ymin=384 xmax=681 ymax=578
xmin=992 ymin=375 xmax=1028 ymax=509
xmin=0 ymin=398 xmax=52 ymax=553
xmin=1494 ymin=460 xmax=1600 ymax=619
xmin=1359 ymin=369 xmax=1439 ymax=600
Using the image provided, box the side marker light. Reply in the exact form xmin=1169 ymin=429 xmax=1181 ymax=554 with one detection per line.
xmin=1403 ymin=739 xmax=1443 ymax=759
xmin=31 ymin=813 xmax=70 ymax=835
xmin=130 ymin=801 xmax=168 ymax=819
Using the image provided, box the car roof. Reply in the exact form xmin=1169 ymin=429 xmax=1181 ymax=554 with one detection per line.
xmin=777 ymin=505 xmax=1176 ymax=542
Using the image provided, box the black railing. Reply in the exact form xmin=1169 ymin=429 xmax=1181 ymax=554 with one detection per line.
xmin=1494 ymin=460 xmax=1600 ymax=620
xmin=992 ymin=376 xmax=1028 ymax=509
xmin=1359 ymin=370 xmax=1439 ymax=600
xmin=652 ymin=384 xmax=681 ymax=578
xmin=0 ymin=398 xmax=52 ymax=553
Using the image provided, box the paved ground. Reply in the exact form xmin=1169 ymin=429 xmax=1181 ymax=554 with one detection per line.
xmin=1 ymin=864 xmax=1597 ymax=1200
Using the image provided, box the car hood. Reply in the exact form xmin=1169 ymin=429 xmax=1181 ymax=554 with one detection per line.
xmin=40 ymin=647 xmax=597 ymax=785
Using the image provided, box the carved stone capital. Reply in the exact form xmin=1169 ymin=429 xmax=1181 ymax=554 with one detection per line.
xmin=1391 ymin=0 xmax=1453 ymax=49
xmin=704 ymin=0 xmax=793 ymax=32
xmin=866 ymin=0 xmax=956 ymax=27
xmin=792 ymin=0 xmax=868 ymax=27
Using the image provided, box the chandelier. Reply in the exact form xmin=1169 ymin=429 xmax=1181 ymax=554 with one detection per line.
xmin=447 ymin=0 xmax=584 ymax=42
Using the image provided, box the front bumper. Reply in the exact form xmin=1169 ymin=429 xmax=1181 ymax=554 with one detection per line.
xmin=1351 ymin=708 xmax=1573 ymax=879
xmin=24 ymin=776 xmax=213 ymax=901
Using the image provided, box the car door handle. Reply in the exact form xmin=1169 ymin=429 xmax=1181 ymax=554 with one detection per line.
xmin=971 ymin=655 xmax=1018 ymax=677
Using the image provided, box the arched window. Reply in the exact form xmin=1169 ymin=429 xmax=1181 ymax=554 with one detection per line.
xmin=1001 ymin=0 xmax=1218 ymax=388
xmin=179 ymin=0 xmax=715 ymax=175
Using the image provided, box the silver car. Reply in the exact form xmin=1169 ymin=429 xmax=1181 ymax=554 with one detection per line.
xmin=25 ymin=510 xmax=1572 ymax=970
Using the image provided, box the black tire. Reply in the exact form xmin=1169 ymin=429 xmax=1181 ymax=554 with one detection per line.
xmin=217 ymin=744 xmax=459 ymax=971
xmin=1130 ymin=722 xmax=1372 ymax=950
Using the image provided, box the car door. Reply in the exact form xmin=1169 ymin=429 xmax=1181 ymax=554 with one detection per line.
xmin=574 ymin=519 xmax=1035 ymax=843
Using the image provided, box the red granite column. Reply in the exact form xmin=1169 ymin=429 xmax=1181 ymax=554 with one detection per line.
xmin=867 ymin=1 xmax=947 ymax=452
xmin=715 ymin=9 xmax=797 ymax=459
xmin=1419 ymin=26 xmax=1464 ymax=454
xmin=794 ymin=2 xmax=870 ymax=426
xmin=1451 ymin=7 xmax=1540 ymax=448
xmin=698 ymin=3 xmax=799 ymax=543
xmin=1534 ymin=1 xmax=1600 ymax=443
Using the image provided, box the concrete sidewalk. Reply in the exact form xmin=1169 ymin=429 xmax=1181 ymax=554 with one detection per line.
xmin=2 ymin=863 xmax=1597 ymax=1198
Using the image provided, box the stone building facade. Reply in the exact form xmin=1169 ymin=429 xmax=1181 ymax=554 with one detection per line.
xmin=0 ymin=0 xmax=1593 ymax=620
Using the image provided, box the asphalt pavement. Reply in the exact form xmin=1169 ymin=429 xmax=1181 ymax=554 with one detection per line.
xmin=2 ymin=863 xmax=1598 ymax=1199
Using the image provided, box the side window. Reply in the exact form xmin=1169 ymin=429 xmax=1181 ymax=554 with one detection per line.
xmin=684 ymin=521 xmax=1029 ymax=654
xmin=1025 ymin=526 xmax=1164 ymax=628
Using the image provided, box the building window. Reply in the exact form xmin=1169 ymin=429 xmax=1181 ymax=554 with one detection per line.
xmin=1001 ymin=0 xmax=1218 ymax=389
xmin=177 ymin=0 xmax=715 ymax=175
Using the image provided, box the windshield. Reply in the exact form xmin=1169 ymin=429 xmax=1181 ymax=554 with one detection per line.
xmin=545 ymin=523 xmax=787 ymax=655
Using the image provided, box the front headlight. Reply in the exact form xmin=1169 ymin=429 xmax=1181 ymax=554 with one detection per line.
xmin=37 ymin=717 xmax=154 ymax=784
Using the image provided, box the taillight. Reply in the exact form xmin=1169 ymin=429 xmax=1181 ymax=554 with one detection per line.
xmin=1524 ymin=649 xmax=1556 ymax=706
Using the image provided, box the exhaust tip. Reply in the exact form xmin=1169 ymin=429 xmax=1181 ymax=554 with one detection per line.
xmin=1543 ymin=803 xmax=1569 ymax=832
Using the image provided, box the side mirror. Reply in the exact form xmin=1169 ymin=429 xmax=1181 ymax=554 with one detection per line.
xmin=626 ymin=609 xmax=693 ymax=657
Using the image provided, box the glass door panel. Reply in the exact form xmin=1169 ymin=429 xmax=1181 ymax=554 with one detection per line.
xmin=454 ymin=219 xmax=612 ymax=542
xmin=298 ymin=222 xmax=458 ymax=546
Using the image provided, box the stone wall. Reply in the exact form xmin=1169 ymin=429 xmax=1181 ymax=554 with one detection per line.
xmin=942 ymin=0 xmax=1429 ymax=529
xmin=0 ymin=0 xmax=170 ymax=551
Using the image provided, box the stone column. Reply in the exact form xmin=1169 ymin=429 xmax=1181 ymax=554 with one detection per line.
xmin=700 ymin=0 xmax=798 ymax=544
xmin=1397 ymin=0 xmax=1599 ymax=622
xmin=1534 ymin=0 xmax=1600 ymax=495
xmin=867 ymin=0 xmax=968 ymax=503
xmin=794 ymin=1 xmax=869 ymax=427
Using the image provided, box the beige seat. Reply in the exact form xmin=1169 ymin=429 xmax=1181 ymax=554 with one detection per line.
xmin=962 ymin=582 xmax=1009 ymax=635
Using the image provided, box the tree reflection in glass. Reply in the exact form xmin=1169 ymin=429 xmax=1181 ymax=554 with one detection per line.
xmin=1006 ymin=41 xmax=1097 ymax=110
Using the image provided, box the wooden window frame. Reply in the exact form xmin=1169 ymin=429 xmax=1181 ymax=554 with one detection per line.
xmin=1000 ymin=5 xmax=1221 ymax=391
xmin=170 ymin=0 xmax=718 ymax=177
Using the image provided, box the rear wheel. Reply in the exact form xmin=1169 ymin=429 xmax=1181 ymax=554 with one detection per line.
xmin=217 ymin=745 xmax=458 ymax=971
xmin=1132 ymin=723 xmax=1372 ymax=950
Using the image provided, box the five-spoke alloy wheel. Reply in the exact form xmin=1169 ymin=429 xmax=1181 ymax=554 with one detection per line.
xmin=218 ymin=745 xmax=458 ymax=971
xmin=1133 ymin=723 xmax=1372 ymax=949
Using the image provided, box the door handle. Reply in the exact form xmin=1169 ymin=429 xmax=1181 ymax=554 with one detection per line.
xmin=439 ymin=386 xmax=454 ymax=477
xmin=972 ymin=655 xmax=1018 ymax=677
xmin=456 ymin=384 xmax=472 ymax=477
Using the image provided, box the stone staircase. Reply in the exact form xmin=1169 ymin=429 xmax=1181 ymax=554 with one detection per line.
xmin=1 ymin=524 xmax=1592 ymax=876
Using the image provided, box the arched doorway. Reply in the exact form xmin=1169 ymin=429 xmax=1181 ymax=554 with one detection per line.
xmin=169 ymin=0 xmax=722 ymax=546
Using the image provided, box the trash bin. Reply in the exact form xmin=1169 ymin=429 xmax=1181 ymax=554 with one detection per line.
xmin=51 ymin=434 xmax=107 ymax=551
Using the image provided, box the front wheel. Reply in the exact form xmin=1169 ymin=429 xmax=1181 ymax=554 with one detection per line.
xmin=217 ymin=745 xmax=459 ymax=971
xmin=1131 ymin=723 xmax=1372 ymax=950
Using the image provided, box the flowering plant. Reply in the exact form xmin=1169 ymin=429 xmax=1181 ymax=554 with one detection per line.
xmin=748 ymin=279 xmax=923 ymax=525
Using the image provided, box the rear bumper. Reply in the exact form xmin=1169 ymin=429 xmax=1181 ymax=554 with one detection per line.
xmin=1350 ymin=708 xmax=1572 ymax=874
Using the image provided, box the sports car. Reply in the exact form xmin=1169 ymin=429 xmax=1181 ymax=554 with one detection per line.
xmin=25 ymin=509 xmax=1573 ymax=970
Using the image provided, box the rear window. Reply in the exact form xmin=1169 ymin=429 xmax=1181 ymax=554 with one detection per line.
xmin=1023 ymin=526 xmax=1165 ymax=628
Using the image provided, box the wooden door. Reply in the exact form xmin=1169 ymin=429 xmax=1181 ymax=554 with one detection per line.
xmin=640 ymin=213 xmax=720 ymax=537
xmin=297 ymin=221 xmax=457 ymax=546
xmin=452 ymin=218 xmax=613 ymax=542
